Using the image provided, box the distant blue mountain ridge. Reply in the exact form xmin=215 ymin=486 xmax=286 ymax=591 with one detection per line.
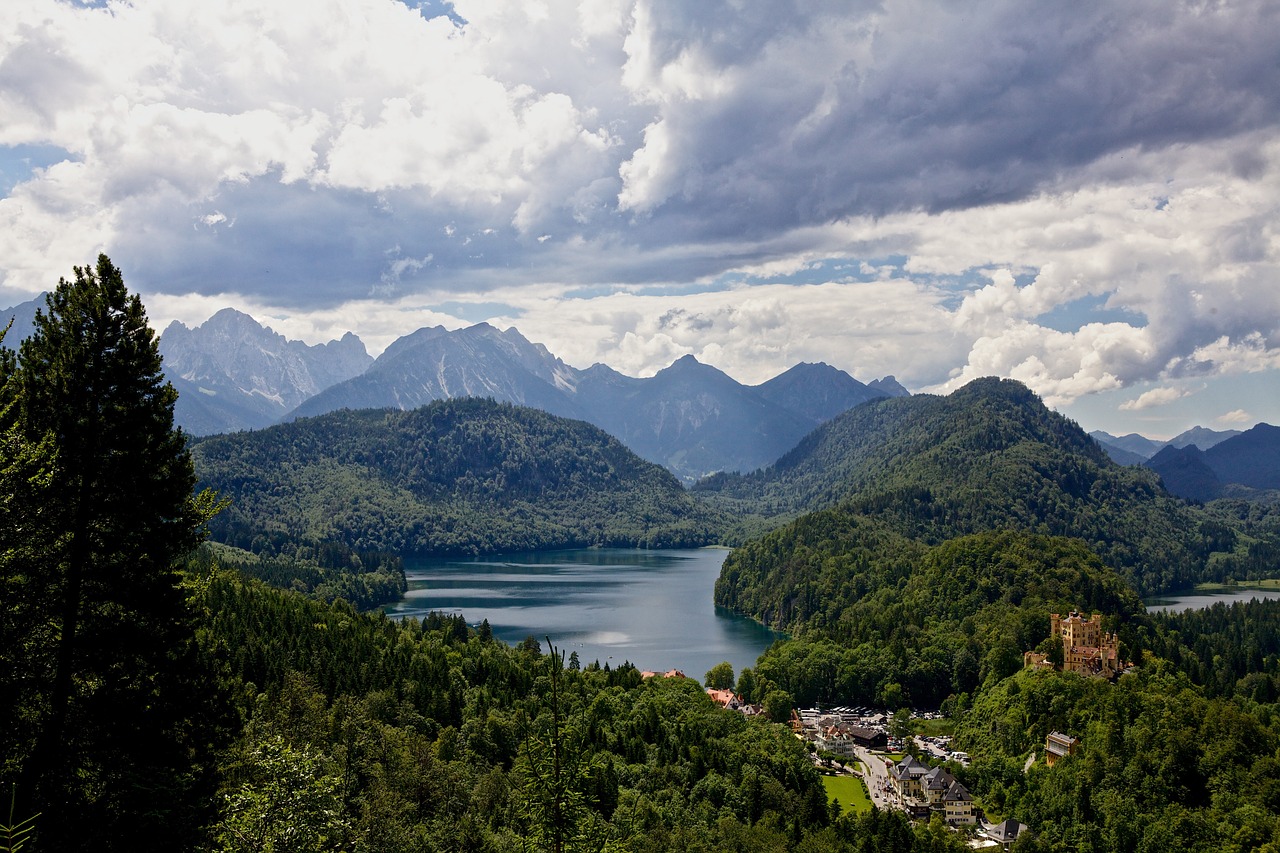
xmin=145 ymin=307 xmax=909 ymax=483
xmin=1140 ymin=424 xmax=1280 ymax=502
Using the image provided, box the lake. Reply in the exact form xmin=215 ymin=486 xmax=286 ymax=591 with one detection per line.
xmin=385 ymin=547 xmax=782 ymax=680
xmin=1146 ymin=586 xmax=1280 ymax=613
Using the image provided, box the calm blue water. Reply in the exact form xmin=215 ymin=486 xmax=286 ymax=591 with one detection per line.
xmin=385 ymin=547 xmax=781 ymax=679
xmin=1146 ymin=587 xmax=1280 ymax=613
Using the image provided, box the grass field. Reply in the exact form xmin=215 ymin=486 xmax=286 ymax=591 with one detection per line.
xmin=1194 ymin=579 xmax=1280 ymax=592
xmin=822 ymin=774 xmax=873 ymax=815
xmin=913 ymin=717 xmax=955 ymax=737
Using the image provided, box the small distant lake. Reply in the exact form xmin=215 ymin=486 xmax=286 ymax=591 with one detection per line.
xmin=385 ymin=548 xmax=782 ymax=679
xmin=1146 ymin=585 xmax=1280 ymax=614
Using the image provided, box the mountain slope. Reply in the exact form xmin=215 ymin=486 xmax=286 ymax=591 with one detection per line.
xmin=1202 ymin=423 xmax=1280 ymax=490
xmin=1169 ymin=425 xmax=1242 ymax=450
xmin=753 ymin=361 xmax=890 ymax=423
xmin=160 ymin=309 xmax=371 ymax=434
xmin=1145 ymin=423 xmax=1280 ymax=500
xmin=290 ymin=322 xmax=583 ymax=421
xmin=193 ymin=398 xmax=723 ymax=557
xmin=737 ymin=529 xmax=1143 ymax=707
xmin=1144 ymin=445 xmax=1224 ymax=502
xmin=0 ymin=294 xmax=41 ymax=345
xmin=1090 ymin=430 xmax=1160 ymax=464
xmin=287 ymin=323 xmax=900 ymax=482
xmin=704 ymin=377 xmax=1240 ymax=597
xmin=578 ymin=355 xmax=819 ymax=481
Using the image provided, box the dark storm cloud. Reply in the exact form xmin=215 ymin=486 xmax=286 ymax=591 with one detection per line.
xmin=619 ymin=0 xmax=1280 ymax=241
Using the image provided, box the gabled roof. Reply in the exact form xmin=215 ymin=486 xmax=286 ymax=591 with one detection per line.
xmin=943 ymin=780 xmax=972 ymax=803
xmin=988 ymin=818 xmax=1029 ymax=842
xmin=891 ymin=754 xmax=929 ymax=781
xmin=923 ymin=767 xmax=955 ymax=790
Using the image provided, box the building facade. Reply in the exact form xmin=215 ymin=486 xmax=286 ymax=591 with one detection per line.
xmin=1051 ymin=611 xmax=1121 ymax=678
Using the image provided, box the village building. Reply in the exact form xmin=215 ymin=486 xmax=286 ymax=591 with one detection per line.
xmin=986 ymin=818 xmax=1031 ymax=850
xmin=1045 ymin=731 xmax=1079 ymax=766
xmin=889 ymin=755 xmax=930 ymax=801
xmin=816 ymin=722 xmax=888 ymax=756
xmin=942 ymin=779 xmax=976 ymax=825
xmin=919 ymin=766 xmax=976 ymax=824
xmin=848 ymin=726 xmax=887 ymax=749
xmin=815 ymin=724 xmax=858 ymax=758
xmin=922 ymin=766 xmax=955 ymax=806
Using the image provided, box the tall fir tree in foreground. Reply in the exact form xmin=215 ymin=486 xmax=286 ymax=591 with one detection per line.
xmin=0 ymin=256 xmax=225 ymax=852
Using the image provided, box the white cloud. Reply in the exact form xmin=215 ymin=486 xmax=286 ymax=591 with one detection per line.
xmin=1119 ymin=386 xmax=1191 ymax=412
xmin=617 ymin=119 xmax=673 ymax=213
xmin=1217 ymin=409 xmax=1252 ymax=425
xmin=3 ymin=0 xmax=1280 ymax=435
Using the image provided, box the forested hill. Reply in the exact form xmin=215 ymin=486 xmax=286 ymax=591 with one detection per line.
xmin=192 ymin=398 xmax=724 ymax=560
xmin=704 ymin=377 xmax=1247 ymax=598
xmin=699 ymin=378 xmax=1112 ymax=513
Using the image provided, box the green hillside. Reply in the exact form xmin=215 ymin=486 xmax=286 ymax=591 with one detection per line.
xmin=707 ymin=377 xmax=1280 ymax=713
xmin=740 ymin=530 xmax=1144 ymax=709
xmin=193 ymin=399 xmax=724 ymax=567
xmin=704 ymin=377 xmax=1243 ymax=596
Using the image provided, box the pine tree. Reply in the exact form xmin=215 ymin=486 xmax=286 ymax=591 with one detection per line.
xmin=4 ymin=256 xmax=225 ymax=852
xmin=0 ymin=324 xmax=57 ymax=835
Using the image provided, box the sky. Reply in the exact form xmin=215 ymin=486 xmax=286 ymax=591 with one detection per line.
xmin=2 ymin=0 xmax=1279 ymax=440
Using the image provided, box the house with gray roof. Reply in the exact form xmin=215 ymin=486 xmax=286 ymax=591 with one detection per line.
xmin=942 ymin=779 xmax=976 ymax=825
xmin=986 ymin=818 xmax=1030 ymax=849
xmin=922 ymin=766 xmax=956 ymax=806
xmin=889 ymin=754 xmax=930 ymax=800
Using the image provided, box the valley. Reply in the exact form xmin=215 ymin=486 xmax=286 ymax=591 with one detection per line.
xmin=8 ymin=278 xmax=1280 ymax=852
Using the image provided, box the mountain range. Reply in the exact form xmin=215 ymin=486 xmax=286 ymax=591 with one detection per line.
xmin=1090 ymin=426 xmax=1242 ymax=465
xmin=159 ymin=309 xmax=373 ymax=434
xmin=157 ymin=309 xmax=908 ymax=482
xmin=10 ymin=295 xmax=1280 ymax=494
xmin=1141 ymin=423 xmax=1280 ymax=502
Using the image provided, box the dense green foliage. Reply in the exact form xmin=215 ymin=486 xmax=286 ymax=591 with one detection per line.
xmin=192 ymin=540 xmax=406 ymax=611
xmin=950 ymin=665 xmax=1280 ymax=852
xmin=701 ymin=373 xmax=1280 ymax=850
xmin=12 ymin=262 xmax=1280 ymax=852
xmin=190 ymin=566 xmax=973 ymax=852
xmin=0 ymin=257 xmax=229 ymax=852
xmin=702 ymin=378 xmax=1248 ymax=595
xmin=736 ymin=530 xmax=1142 ymax=709
xmin=192 ymin=401 xmax=724 ymax=584
xmin=1145 ymin=597 xmax=1280 ymax=702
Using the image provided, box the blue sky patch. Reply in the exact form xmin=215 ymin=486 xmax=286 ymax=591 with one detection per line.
xmin=0 ymin=144 xmax=75 ymax=197
xmin=430 ymin=301 xmax=523 ymax=323
xmin=394 ymin=0 xmax=465 ymax=26
xmin=1037 ymin=293 xmax=1146 ymax=332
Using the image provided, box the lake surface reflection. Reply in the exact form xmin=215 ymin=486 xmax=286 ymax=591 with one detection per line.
xmin=386 ymin=548 xmax=782 ymax=679
xmin=1146 ymin=586 xmax=1280 ymax=613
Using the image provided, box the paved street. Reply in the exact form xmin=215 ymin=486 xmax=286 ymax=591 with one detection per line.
xmin=854 ymin=746 xmax=898 ymax=811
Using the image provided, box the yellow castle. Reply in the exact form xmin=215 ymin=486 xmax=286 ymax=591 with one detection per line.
xmin=1052 ymin=611 xmax=1120 ymax=677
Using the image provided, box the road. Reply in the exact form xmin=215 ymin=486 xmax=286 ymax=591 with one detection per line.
xmin=853 ymin=746 xmax=899 ymax=812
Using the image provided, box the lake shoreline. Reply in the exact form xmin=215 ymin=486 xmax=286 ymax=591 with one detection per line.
xmin=386 ymin=547 xmax=781 ymax=678
xmin=1145 ymin=581 xmax=1280 ymax=613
